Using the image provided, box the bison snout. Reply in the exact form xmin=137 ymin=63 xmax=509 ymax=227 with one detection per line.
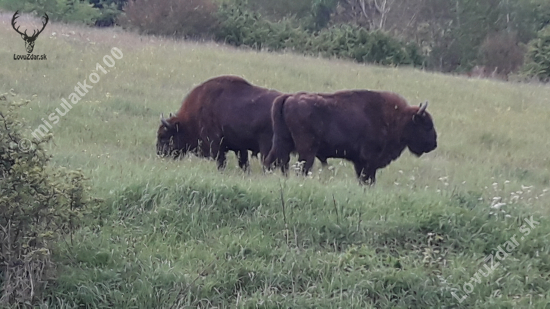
xmin=156 ymin=144 xmax=169 ymax=157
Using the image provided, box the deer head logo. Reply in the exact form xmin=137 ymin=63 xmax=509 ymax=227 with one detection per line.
xmin=11 ymin=11 xmax=49 ymax=54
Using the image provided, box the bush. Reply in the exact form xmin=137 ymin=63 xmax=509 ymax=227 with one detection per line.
xmin=215 ymin=3 xmax=271 ymax=47
xmin=119 ymin=0 xmax=220 ymax=39
xmin=308 ymin=25 xmax=424 ymax=66
xmin=89 ymin=0 xmax=127 ymax=26
xmin=521 ymin=26 xmax=550 ymax=82
xmin=478 ymin=31 xmax=526 ymax=78
xmin=0 ymin=94 xmax=94 ymax=306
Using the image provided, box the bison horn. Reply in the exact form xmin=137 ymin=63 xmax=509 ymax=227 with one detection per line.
xmin=160 ymin=113 xmax=171 ymax=128
xmin=418 ymin=101 xmax=428 ymax=115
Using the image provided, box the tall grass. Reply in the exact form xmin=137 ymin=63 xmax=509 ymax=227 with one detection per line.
xmin=1 ymin=12 xmax=550 ymax=308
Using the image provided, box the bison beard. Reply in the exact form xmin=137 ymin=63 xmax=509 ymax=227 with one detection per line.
xmin=157 ymin=75 xmax=282 ymax=170
xmin=264 ymin=90 xmax=437 ymax=184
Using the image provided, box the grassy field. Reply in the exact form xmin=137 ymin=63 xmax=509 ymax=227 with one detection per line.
xmin=1 ymin=11 xmax=550 ymax=308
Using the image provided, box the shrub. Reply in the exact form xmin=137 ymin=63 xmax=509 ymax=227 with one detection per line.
xmin=119 ymin=0 xmax=220 ymax=39
xmin=0 ymin=95 xmax=94 ymax=306
xmin=89 ymin=0 xmax=126 ymax=27
xmin=478 ymin=31 xmax=526 ymax=78
xmin=521 ymin=26 xmax=550 ymax=82
xmin=215 ymin=3 xmax=270 ymax=47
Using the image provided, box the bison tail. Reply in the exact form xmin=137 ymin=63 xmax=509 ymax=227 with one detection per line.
xmin=264 ymin=94 xmax=293 ymax=172
xmin=271 ymin=94 xmax=292 ymax=141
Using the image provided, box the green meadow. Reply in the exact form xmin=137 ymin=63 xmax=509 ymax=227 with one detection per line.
xmin=1 ymin=12 xmax=550 ymax=308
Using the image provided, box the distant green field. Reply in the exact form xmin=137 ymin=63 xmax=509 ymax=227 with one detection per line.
xmin=1 ymin=12 xmax=550 ymax=308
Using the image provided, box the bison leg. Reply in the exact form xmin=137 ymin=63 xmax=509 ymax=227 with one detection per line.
xmin=217 ymin=153 xmax=227 ymax=170
xmin=297 ymin=153 xmax=316 ymax=176
xmin=353 ymin=162 xmax=376 ymax=185
xmin=258 ymin=141 xmax=273 ymax=173
xmin=295 ymin=139 xmax=319 ymax=176
xmin=263 ymin=151 xmax=276 ymax=170
xmin=258 ymin=137 xmax=273 ymax=163
xmin=215 ymin=149 xmax=227 ymax=170
xmin=237 ymin=150 xmax=250 ymax=171
xmin=277 ymin=154 xmax=291 ymax=175
xmin=264 ymin=148 xmax=291 ymax=175
xmin=206 ymin=138 xmax=228 ymax=170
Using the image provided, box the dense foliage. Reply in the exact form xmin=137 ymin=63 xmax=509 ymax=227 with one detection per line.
xmin=0 ymin=95 xmax=94 ymax=306
xmin=2 ymin=0 xmax=550 ymax=76
xmin=216 ymin=4 xmax=423 ymax=66
xmin=522 ymin=26 xmax=550 ymax=81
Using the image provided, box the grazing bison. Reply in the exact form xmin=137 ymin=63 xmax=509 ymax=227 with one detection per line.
xmin=264 ymin=90 xmax=437 ymax=184
xmin=157 ymin=75 xmax=283 ymax=170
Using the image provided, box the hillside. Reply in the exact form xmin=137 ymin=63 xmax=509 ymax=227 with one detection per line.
xmin=1 ymin=12 xmax=550 ymax=308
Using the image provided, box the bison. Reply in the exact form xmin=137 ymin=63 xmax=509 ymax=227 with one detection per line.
xmin=264 ymin=90 xmax=437 ymax=184
xmin=157 ymin=75 xmax=283 ymax=170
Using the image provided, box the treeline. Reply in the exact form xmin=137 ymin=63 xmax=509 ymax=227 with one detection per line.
xmin=1 ymin=0 xmax=550 ymax=81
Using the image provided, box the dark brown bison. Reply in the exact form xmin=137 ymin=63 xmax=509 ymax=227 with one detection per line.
xmin=264 ymin=90 xmax=437 ymax=184
xmin=157 ymin=75 xmax=283 ymax=169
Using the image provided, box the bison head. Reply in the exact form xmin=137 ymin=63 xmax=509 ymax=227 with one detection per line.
xmin=156 ymin=113 xmax=185 ymax=158
xmin=403 ymin=101 xmax=437 ymax=156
